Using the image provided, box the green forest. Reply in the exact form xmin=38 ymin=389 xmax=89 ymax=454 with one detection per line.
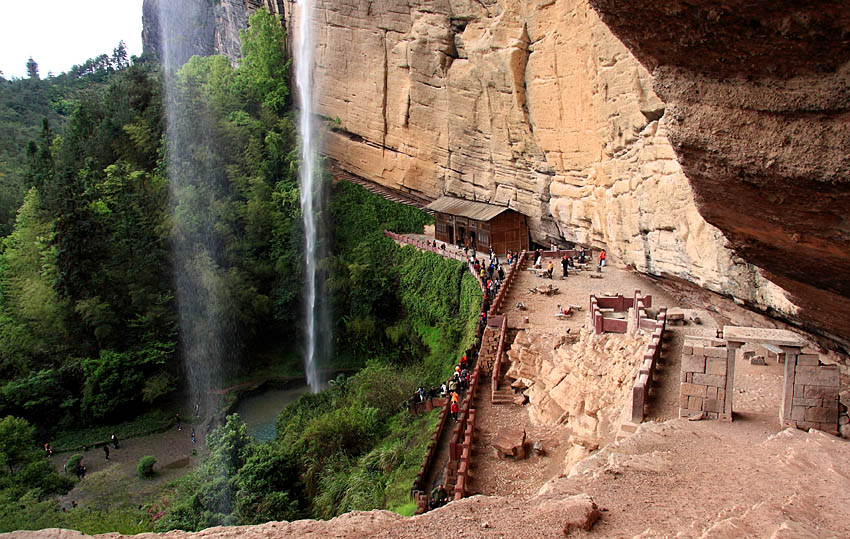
xmin=0 ymin=9 xmax=481 ymax=533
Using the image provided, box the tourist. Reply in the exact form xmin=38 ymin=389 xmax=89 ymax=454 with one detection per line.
xmin=562 ymin=255 xmax=569 ymax=278
xmin=534 ymin=251 xmax=542 ymax=269
xmin=498 ymin=265 xmax=505 ymax=280
xmin=175 ymin=412 xmax=181 ymax=431
xmin=103 ymin=444 xmax=109 ymax=460
xmin=191 ymin=428 xmax=196 ymax=445
xmin=440 ymin=383 xmax=447 ymax=398
xmin=557 ymin=304 xmax=565 ymax=315
xmin=451 ymin=391 xmax=460 ymax=404
xmin=546 ymin=259 xmax=554 ymax=279
xmin=460 ymin=353 xmax=468 ymax=370
xmin=110 ymin=434 xmax=119 ymax=449
xmin=579 ymin=249 xmax=586 ymax=264
xmin=507 ymin=251 xmax=513 ymax=266
xmin=43 ymin=442 xmax=53 ymax=457
xmin=448 ymin=378 xmax=457 ymax=394
xmin=430 ymin=484 xmax=449 ymax=509
xmin=450 ymin=400 xmax=459 ymax=421
xmin=598 ymin=249 xmax=607 ymax=269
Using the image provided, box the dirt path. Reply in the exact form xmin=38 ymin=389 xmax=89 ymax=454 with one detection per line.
xmin=468 ymin=377 xmax=569 ymax=497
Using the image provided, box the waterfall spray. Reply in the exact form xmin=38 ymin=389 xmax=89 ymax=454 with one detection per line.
xmin=296 ymin=0 xmax=324 ymax=392
xmin=155 ymin=0 xmax=228 ymax=416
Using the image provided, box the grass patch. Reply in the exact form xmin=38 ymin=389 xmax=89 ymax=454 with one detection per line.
xmin=50 ymin=410 xmax=175 ymax=453
xmin=391 ymin=501 xmax=417 ymax=516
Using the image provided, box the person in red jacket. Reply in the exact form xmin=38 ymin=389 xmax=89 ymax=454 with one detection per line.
xmin=450 ymin=400 xmax=459 ymax=421
xmin=598 ymin=249 xmax=607 ymax=269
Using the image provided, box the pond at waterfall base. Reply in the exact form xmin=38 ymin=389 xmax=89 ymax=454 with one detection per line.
xmin=234 ymin=383 xmax=311 ymax=441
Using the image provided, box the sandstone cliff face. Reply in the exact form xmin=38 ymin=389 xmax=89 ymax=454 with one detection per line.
xmin=140 ymin=1 xmax=848 ymax=346
xmin=296 ymin=0 xmax=796 ymax=323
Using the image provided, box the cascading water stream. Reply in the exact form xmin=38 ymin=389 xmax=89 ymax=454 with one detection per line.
xmin=155 ymin=0 xmax=227 ymax=417
xmin=296 ymin=0 xmax=324 ymax=393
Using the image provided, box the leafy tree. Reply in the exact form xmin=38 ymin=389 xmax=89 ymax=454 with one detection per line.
xmin=238 ymin=9 xmax=290 ymax=113
xmin=0 ymin=416 xmax=36 ymax=473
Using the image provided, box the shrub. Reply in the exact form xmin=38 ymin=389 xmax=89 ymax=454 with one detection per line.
xmin=65 ymin=454 xmax=83 ymax=474
xmin=137 ymin=456 xmax=156 ymax=478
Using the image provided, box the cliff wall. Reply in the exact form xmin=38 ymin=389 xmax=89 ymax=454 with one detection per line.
xmin=299 ymin=0 xmax=794 ymax=323
xmin=141 ymin=0 xmax=850 ymax=347
xmin=142 ymin=0 xmax=288 ymax=65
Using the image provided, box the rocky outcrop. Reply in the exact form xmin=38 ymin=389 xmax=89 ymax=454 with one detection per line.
xmin=140 ymin=1 xmax=849 ymax=346
xmin=586 ymin=0 xmax=850 ymax=349
xmin=142 ymin=0 xmax=288 ymax=65
xmin=24 ymin=422 xmax=850 ymax=538
xmin=505 ymin=328 xmax=646 ymax=470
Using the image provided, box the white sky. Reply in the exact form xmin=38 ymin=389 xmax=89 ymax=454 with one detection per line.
xmin=0 ymin=0 xmax=144 ymax=79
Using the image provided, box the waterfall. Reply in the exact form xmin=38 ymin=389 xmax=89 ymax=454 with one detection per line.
xmin=154 ymin=0 xmax=231 ymax=417
xmin=296 ymin=0 xmax=325 ymax=393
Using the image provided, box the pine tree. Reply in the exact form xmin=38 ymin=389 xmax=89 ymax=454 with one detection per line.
xmin=26 ymin=57 xmax=39 ymax=79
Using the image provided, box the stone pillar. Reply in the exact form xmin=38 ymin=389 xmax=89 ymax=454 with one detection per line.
xmin=723 ymin=342 xmax=742 ymax=421
xmin=780 ymin=347 xmax=800 ymax=425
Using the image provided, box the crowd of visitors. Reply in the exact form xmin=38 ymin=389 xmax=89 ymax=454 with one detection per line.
xmin=409 ymin=347 xmax=476 ymax=420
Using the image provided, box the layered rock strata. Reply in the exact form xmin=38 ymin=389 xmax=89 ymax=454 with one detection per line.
xmin=587 ymin=0 xmax=850 ymax=348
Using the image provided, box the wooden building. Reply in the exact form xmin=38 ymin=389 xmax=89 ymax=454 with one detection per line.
xmin=425 ymin=196 xmax=529 ymax=255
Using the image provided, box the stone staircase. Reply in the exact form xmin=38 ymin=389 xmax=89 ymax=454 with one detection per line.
xmin=478 ymin=327 xmax=500 ymax=375
xmin=491 ymin=388 xmax=514 ymax=405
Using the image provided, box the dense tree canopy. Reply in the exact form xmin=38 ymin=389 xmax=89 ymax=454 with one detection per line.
xmin=0 ymin=7 xmax=483 ymax=533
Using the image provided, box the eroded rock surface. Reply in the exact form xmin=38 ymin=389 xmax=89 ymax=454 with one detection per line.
xmin=506 ymin=328 xmax=646 ymax=469
xmin=588 ymin=0 xmax=850 ymax=349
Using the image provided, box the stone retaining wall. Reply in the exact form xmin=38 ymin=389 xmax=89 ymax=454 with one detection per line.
xmin=589 ymin=290 xmax=653 ymax=335
xmin=679 ymin=337 xmax=729 ymax=420
xmin=782 ymin=355 xmax=840 ymax=435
